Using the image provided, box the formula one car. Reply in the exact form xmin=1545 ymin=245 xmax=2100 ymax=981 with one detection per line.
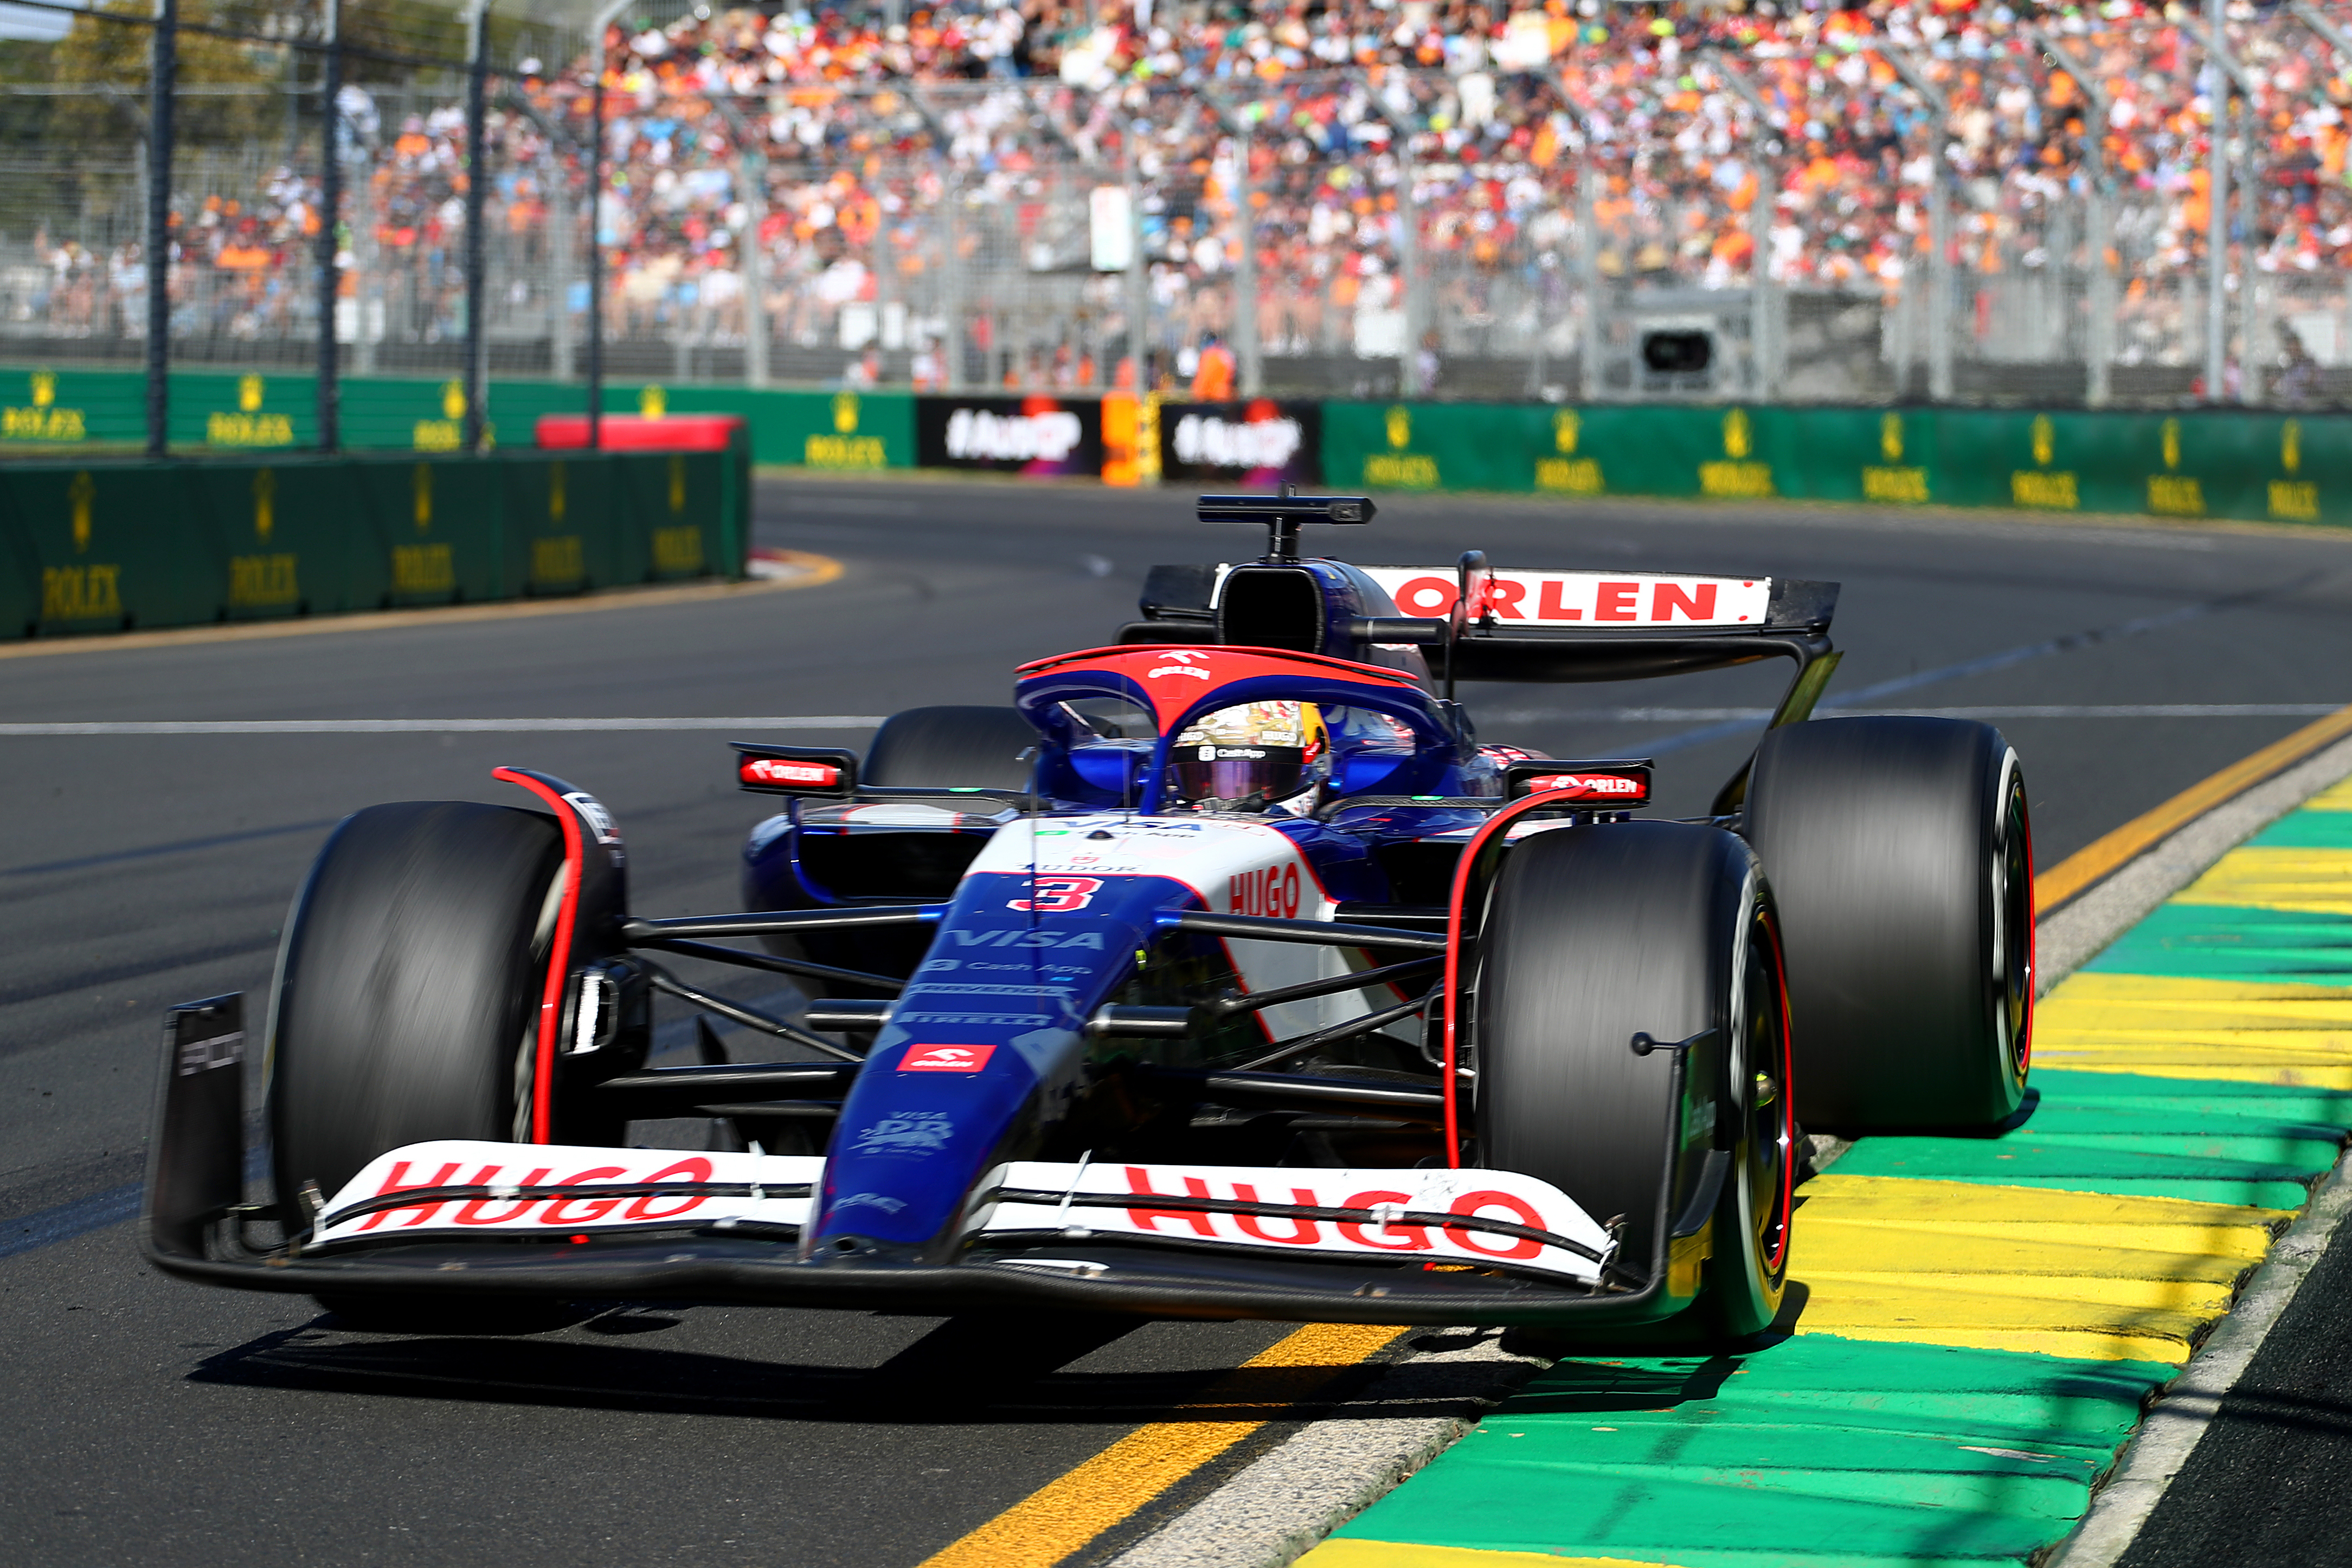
xmin=145 ymin=493 xmax=2033 ymax=1340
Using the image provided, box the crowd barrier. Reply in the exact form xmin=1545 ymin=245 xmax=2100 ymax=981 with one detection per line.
xmin=1319 ymin=401 xmax=2345 ymax=527
xmin=0 ymin=446 xmax=748 ymax=641
xmin=6 ymin=363 xmax=2347 ymax=531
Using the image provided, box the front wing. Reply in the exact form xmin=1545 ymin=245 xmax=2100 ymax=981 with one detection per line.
xmin=144 ymin=1032 xmax=1698 ymax=1328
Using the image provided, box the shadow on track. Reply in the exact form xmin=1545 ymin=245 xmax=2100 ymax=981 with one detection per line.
xmin=184 ymin=1309 xmax=1477 ymax=1427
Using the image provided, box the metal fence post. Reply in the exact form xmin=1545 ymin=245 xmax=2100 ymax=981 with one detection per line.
xmin=587 ymin=75 xmax=603 ymax=443
xmin=942 ymin=195 xmax=965 ymax=391
xmin=586 ymin=0 xmax=631 ymax=447
xmin=316 ymin=0 xmax=340 ymax=452
xmin=2029 ymin=26 xmax=2115 ymax=407
xmin=1885 ymin=50 xmax=1955 ymax=402
xmin=144 ymin=0 xmax=175 ymax=459
xmin=1704 ymin=57 xmax=1782 ymax=401
xmin=867 ymin=172 xmax=888 ymax=383
xmin=1578 ymin=152 xmax=1601 ymax=402
xmin=545 ymin=137 xmax=571 ymax=380
xmin=706 ymin=94 xmax=769 ymax=387
xmin=462 ymin=0 xmax=490 ymax=452
xmin=1367 ymin=81 xmax=1424 ymax=396
xmin=1125 ymin=114 xmax=1149 ymax=393
xmin=506 ymin=93 xmax=574 ymax=382
xmin=1395 ymin=133 xmax=1423 ymax=396
xmin=2197 ymin=1 xmax=2232 ymax=403
xmin=1226 ymin=107 xmax=1261 ymax=397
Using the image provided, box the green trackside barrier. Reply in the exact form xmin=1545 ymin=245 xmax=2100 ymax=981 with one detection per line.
xmin=372 ymin=457 xmax=509 ymax=607
xmin=503 ymin=450 xmax=612 ymax=594
xmin=0 ymin=365 xmax=146 ymax=448
xmin=614 ymin=382 xmax=913 ymax=471
xmin=0 ymin=365 xmax=914 ymax=472
xmin=0 ymin=448 xmax=746 ymax=642
xmin=1323 ymin=400 xmax=2352 ymax=528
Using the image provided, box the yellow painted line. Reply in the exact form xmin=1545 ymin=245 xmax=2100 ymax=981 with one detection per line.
xmin=1298 ymin=1543 xmax=1683 ymax=1568
xmin=1790 ymin=1176 xmax=2283 ymax=1364
xmin=2307 ymin=776 xmax=2352 ymax=812
xmin=2172 ymin=846 xmax=2352 ymax=914
xmin=0 ymin=550 xmax=844 ymax=661
xmin=2035 ymin=972 xmax=2352 ymax=1083
xmin=914 ymin=1322 xmax=1405 ymax=1568
xmin=2034 ymin=698 xmax=2352 ymax=912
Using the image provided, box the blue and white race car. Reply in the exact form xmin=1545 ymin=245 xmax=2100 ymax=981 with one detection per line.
xmin=146 ymin=494 xmax=2035 ymax=1340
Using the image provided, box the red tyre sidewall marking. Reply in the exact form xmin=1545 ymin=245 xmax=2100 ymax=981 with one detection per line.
xmin=2018 ymin=779 xmax=2037 ymax=1080
xmin=1759 ymin=904 xmax=1796 ymax=1277
xmin=1441 ymin=789 xmax=1586 ymax=1168
xmin=492 ymin=767 xmax=583 ymax=1145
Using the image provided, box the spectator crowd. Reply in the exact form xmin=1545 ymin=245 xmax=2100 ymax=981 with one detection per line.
xmin=14 ymin=0 xmax=2352 ymax=400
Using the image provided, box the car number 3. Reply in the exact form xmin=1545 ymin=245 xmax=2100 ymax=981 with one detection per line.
xmin=1008 ymin=876 xmax=1104 ymax=913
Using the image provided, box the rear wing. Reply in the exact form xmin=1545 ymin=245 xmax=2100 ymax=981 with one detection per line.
xmin=1358 ymin=566 xmax=1835 ymax=685
xmin=1130 ymin=560 xmax=1837 ymax=684
xmin=1123 ymin=497 xmax=1842 ymax=813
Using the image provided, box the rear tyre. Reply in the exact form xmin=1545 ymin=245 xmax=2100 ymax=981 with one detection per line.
xmin=266 ymin=802 xmax=566 ymax=1328
xmin=863 ymin=705 xmax=1038 ymax=791
xmin=1475 ymin=822 xmax=1791 ymax=1339
xmin=1742 ymin=717 xmax=2033 ymax=1132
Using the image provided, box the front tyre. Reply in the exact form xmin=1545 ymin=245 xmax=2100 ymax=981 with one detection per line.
xmin=1698 ymin=897 xmax=1797 ymax=1339
xmin=1474 ymin=822 xmax=1791 ymax=1339
xmin=266 ymin=801 xmax=564 ymax=1226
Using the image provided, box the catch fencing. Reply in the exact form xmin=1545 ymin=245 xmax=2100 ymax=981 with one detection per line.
xmin=18 ymin=1 xmax=2352 ymax=423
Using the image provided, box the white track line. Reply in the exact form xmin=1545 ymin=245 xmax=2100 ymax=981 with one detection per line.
xmin=0 ymin=706 xmax=2334 ymax=738
xmin=0 ymin=717 xmax=889 ymax=735
xmin=1482 ymin=704 xmax=2346 ymax=724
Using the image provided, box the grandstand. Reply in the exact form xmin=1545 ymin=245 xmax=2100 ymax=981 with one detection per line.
xmin=2 ymin=0 xmax=2346 ymax=406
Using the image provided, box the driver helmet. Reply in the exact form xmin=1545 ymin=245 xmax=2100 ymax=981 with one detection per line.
xmin=1167 ymin=701 xmax=1330 ymax=813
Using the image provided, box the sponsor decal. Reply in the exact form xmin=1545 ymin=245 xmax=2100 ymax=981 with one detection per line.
xmin=947 ymin=408 xmax=1083 ymax=464
xmin=561 ymin=791 xmax=622 ymax=844
xmin=902 ymin=984 xmax=1077 ymax=997
xmin=832 ymin=1192 xmax=908 ymax=1214
xmin=982 ymin=1160 xmax=1608 ymax=1284
xmin=1363 ymin=567 xmax=1770 ymax=628
xmin=946 ymin=930 xmax=1109 ymax=950
xmin=1229 ymin=862 xmax=1303 ymax=918
xmin=1146 ymin=649 xmax=1215 ymax=683
xmin=1525 ymin=772 xmax=1648 ymax=802
xmin=1008 ymin=875 xmax=1104 ymax=913
xmin=894 ymin=1011 xmax=1056 ymax=1025
xmin=917 ymin=396 xmax=1102 ymax=476
xmin=309 ymin=1142 xmax=825 ymax=1246
xmin=899 ymin=1043 xmax=999 ymax=1074
xmin=742 ymin=756 xmax=842 ymax=788
xmin=1158 ymin=399 xmax=1322 ymax=485
xmin=851 ymin=1109 xmax=957 ymax=1153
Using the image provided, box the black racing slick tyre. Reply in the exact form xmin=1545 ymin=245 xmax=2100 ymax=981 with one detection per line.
xmin=863 ymin=705 xmax=1038 ymax=792
xmin=1742 ymin=717 xmax=2033 ymax=1132
xmin=1474 ymin=822 xmax=1795 ymax=1341
xmin=266 ymin=801 xmax=564 ymax=1228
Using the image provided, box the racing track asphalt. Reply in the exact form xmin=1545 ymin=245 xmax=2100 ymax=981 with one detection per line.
xmin=4 ymin=479 xmax=2352 ymax=1567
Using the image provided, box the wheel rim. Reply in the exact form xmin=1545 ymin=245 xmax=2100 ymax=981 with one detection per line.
xmin=1993 ymin=764 xmax=2035 ymax=1087
xmin=1746 ymin=905 xmax=1796 ymax=1278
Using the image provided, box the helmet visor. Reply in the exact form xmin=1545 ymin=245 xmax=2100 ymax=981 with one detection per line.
xmin=1168 ymin=744 xmax=1310 ymax=809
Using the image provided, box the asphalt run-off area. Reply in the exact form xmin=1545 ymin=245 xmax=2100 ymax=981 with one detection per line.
xmin=5 ymin=479 xmax=2352 ymax=1567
